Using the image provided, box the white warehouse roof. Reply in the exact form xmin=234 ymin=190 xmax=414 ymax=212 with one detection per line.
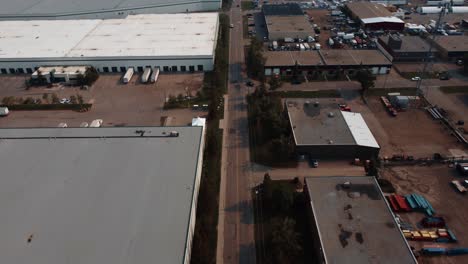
xmin=341 ymin=111 xmax=380 ymax=148
xmin=361 ymin=16 xmax=404 ymax=24
xmin=0 ymin=0 xmax=220 ymax=18
xmin=0 ymin=13 xmax=219 ymax=59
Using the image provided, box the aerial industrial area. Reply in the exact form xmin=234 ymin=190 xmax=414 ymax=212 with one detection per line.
xmin=0 ymin=0 xmax=468 ymax=263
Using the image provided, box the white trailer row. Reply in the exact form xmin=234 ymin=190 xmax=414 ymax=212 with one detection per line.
xmin=122 ymin=67 xmax=160 ymax=84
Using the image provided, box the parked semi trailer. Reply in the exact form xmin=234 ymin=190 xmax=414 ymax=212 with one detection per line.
xmin=150 ymin=68 xmax=160 ymax=83
xmin=141 ymin=67 xmax=152 ymax=83
xmin=122 ymin=68 xmax=134 ymax=84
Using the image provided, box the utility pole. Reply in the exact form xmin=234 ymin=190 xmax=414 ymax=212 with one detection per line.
xmin=417 ymin=1 xmax=452 ymax=97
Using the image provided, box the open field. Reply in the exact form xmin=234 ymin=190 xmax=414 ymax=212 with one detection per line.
xmin=0 ymin=73 xmax=206 ymax=127
xmin=382 ymin=165 xmax=468 ymax=264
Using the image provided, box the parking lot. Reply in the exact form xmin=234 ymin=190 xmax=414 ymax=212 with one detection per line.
xmin=382 ymin=165 xmax=468 ymax=264
xmin=0 ymin=73 xmax=206 ymax=127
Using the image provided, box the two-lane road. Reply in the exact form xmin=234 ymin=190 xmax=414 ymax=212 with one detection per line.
xmin=218 ymin=2 xmax=256 ymax=264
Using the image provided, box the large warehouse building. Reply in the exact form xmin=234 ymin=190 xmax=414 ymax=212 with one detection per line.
xmin=0 ymin=0 xmax=221 ymax=20
xmin=346 ymin=2 xmax=404 ymax=31
xmin=286 ymin=98 xmax=380 ymax=159
xmin=304 ymin=176 xmax=417 ymax=264
xmin=0 ymin=13 xmax=219 ymax=74
xmin=264 ymin=49 xmax=392 ymax=77
xmin=0 ymin=126 xmax=206 ymax=264
xmin=263 ymin=3 xmax=314 ymax=40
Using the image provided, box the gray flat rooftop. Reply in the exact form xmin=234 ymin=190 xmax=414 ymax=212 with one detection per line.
xmin=0 ymin=126 xmax=204 ymax=264
xmin=0 ymin=0 xmax=218 ymax=17
xmin=286 ymin=98 xmax=355 ymax=146
xmin=266 ymin=15 xmax=314 ymax=34
xmin=346 ymin=2 xmax=392 ymax=19
xmin=435 ymin=36 xmax=468 ymax=52
xmin=380 ymin=35 xmax=431 ymax=52
xmin=305 ymin=176 xmax=417 ymax=264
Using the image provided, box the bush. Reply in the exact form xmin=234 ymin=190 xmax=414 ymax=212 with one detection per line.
xmin=51 ymin=93 xmax=59 ymax=104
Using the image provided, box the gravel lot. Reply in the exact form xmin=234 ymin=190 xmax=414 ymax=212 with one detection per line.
xmin=382 ymin=165 xmax=468 ymax=264
xmin=0 ymin=73 xmax=206 ymax=127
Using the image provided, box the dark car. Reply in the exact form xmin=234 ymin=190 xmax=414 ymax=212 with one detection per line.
xmin=246 ymin=80 xmax=254 ymax=87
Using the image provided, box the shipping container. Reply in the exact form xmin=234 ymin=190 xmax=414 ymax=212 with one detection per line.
xmin=122 ymin=68 xmax=134 ymax=84
xmin=141 ymin=67 xmax=152 ymax=83
xmin=150 ymin=67 xmax=160 ymax=83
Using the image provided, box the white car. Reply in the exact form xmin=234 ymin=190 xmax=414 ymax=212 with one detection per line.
xmin=411 ymin=77 xmax=421 ymax=81
xmin=60 ymin=98 xmax=71 ymax=104
xmin=229 ymin=24 xmax=234 ymax=28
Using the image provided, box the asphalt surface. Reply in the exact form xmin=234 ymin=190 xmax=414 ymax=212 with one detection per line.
xmin=218 ymin=2 xmax=257 ymax=263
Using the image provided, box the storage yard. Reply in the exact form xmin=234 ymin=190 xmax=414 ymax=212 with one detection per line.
xmin=366 ymin=96 xmax=462 ymax=157
xmin=381 ymin=165 xmax=468 ymax=263
xmin=0 ymin=74 xmax=205 ymax=127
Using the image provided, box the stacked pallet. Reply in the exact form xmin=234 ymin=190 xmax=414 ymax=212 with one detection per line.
xmin=387 ymin=194 xmax=411 ymax=212
xmin=421 ymin=216 xmax=446 ymax=228
xmin=405 ymin=193 xmax=435 ymax=216
xmin=403 ymin=228 xmax=457 ymax=242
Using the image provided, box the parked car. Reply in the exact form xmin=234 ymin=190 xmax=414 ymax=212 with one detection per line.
xmin=230 ymin=24 xmax=234 ymax=28
xmin=411 ymin=76 xmax=421 ymax=81
xmin=310 ymin=159 xmax=319 ymax=168
xmin=246 ymin=80 xmax=254 ymax=87
xmin=60 ymin=98 xmax=71 ymax=104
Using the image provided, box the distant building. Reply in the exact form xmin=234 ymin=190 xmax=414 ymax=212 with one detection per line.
xmin=304 ymin=176 xmax=418 ymax=264
xmin=286 ymin=98 xmax=380 ymax=159
xmin=371 ymin=0 xmax=408 ymax=5
xmin=0 ymin=0 xmax=221 ymax=20
xmin=0 ymin=126 xmax=206 ymax=264
xmin=431 ymin=35 xmax=468 ymax=61
xmin=378 ymin=35 xmax=435 ymax=62
xmin=264 ymin=50 xmax=392 ymax=77
xmin=262 ymin=4 xmax=314 ymax=40
xmin=346 ymin=2 xmax=404 ymax=31
xmin=0 ymin=13 xmax=219 ymax=75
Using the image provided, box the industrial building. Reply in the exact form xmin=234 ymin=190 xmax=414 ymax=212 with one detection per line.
xmin=0 ymin=13 xmax=219 ymax=74
xmin=264 ymin=50 xmax=392 ymax=76
xmin=286 ymin=99 xmax=380 ymax=159
xmin=262 ymin=4 xmax=314 ymax=40
xmin=432 ymin=35 xmax=468 ymax=61
xmin=379 ymin=35 xmax=435 ymax=62
xmin=346 ymin=2 xmax=404 ymax=31
xmin=304 ymin=176 xmax=417 ymax=264
xmin=0 ymin=126 xmax=206 ymax=264
xmin=371 ymin=0 xmax=408 ymax=5
xmin=0 ymin=0 xmax=221 ymax=20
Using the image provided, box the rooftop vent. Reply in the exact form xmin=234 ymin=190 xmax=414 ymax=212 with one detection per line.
xmin=169 ymin=131 xmax=179 ymax=137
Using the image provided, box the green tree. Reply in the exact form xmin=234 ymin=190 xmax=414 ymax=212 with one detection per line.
xmin=69 ymin=95 xmax=77 ymax=104
xmin=77 ymin=94 xmax=84 ymax=105
xmin=76 ymin=67 xmax=99 ymax=86
xmin=270 ymin=217 xmax=302 ymax=263
xmin=51 ymin=93 xmax=59 ymax=104
xmin=271 ymin=183 xmax=294 ymax=214
xmin=268 ymin=76 xmax=282 ymax=90
xmin=356 ymin=67 xmax=375 ymax=94
xmin=246 ymin=37 xmax=266 ymax=80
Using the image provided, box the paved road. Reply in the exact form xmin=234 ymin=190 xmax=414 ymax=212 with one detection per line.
xmin=217 ymin=2 xmax=257 ymax=264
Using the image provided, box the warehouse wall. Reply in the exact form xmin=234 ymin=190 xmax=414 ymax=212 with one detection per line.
xmin=297 ymin=145 xmax=379 ymax=160
xmin=183 ymin=126 xmax=206 ymax=264
xmin=0 ymin=57 xmax=215 ymax=75
xmin=0 ymin=1 xmax=221 ymax=20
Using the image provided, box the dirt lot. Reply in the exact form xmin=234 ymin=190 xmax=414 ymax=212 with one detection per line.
xmin=382 ymin=165 xmax=468 ymax=264
xmin=426 ymin=88 xmax=468 ymax=130
xmin=363 ymin=96 xmax=462 ymax=157
xmin=0 ymin=73 xmax=206 ymax=127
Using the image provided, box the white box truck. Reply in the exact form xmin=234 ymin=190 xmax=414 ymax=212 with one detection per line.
xmin=0 ymin=107 xmax=9 ymax=116
xmin=141 ymin=67 xmax=152 ymax=83
xmin=122 ymin=68 xmax=134 ymax=84
xmin=272 ymin=41 xmax=278 ymax=50
xmin=315 ymin=43 xmax=321 ymax=50
xmin=150 ymin=67 xmax=160 ymax=83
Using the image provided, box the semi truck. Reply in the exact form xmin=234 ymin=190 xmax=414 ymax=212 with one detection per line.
xmin=150 ymin=67 xmax=160 ymax=83
xmin=122 ymin=68 xmax=134 ymax=84
xmin=141 ymin=67 xmax=152 ymax=83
